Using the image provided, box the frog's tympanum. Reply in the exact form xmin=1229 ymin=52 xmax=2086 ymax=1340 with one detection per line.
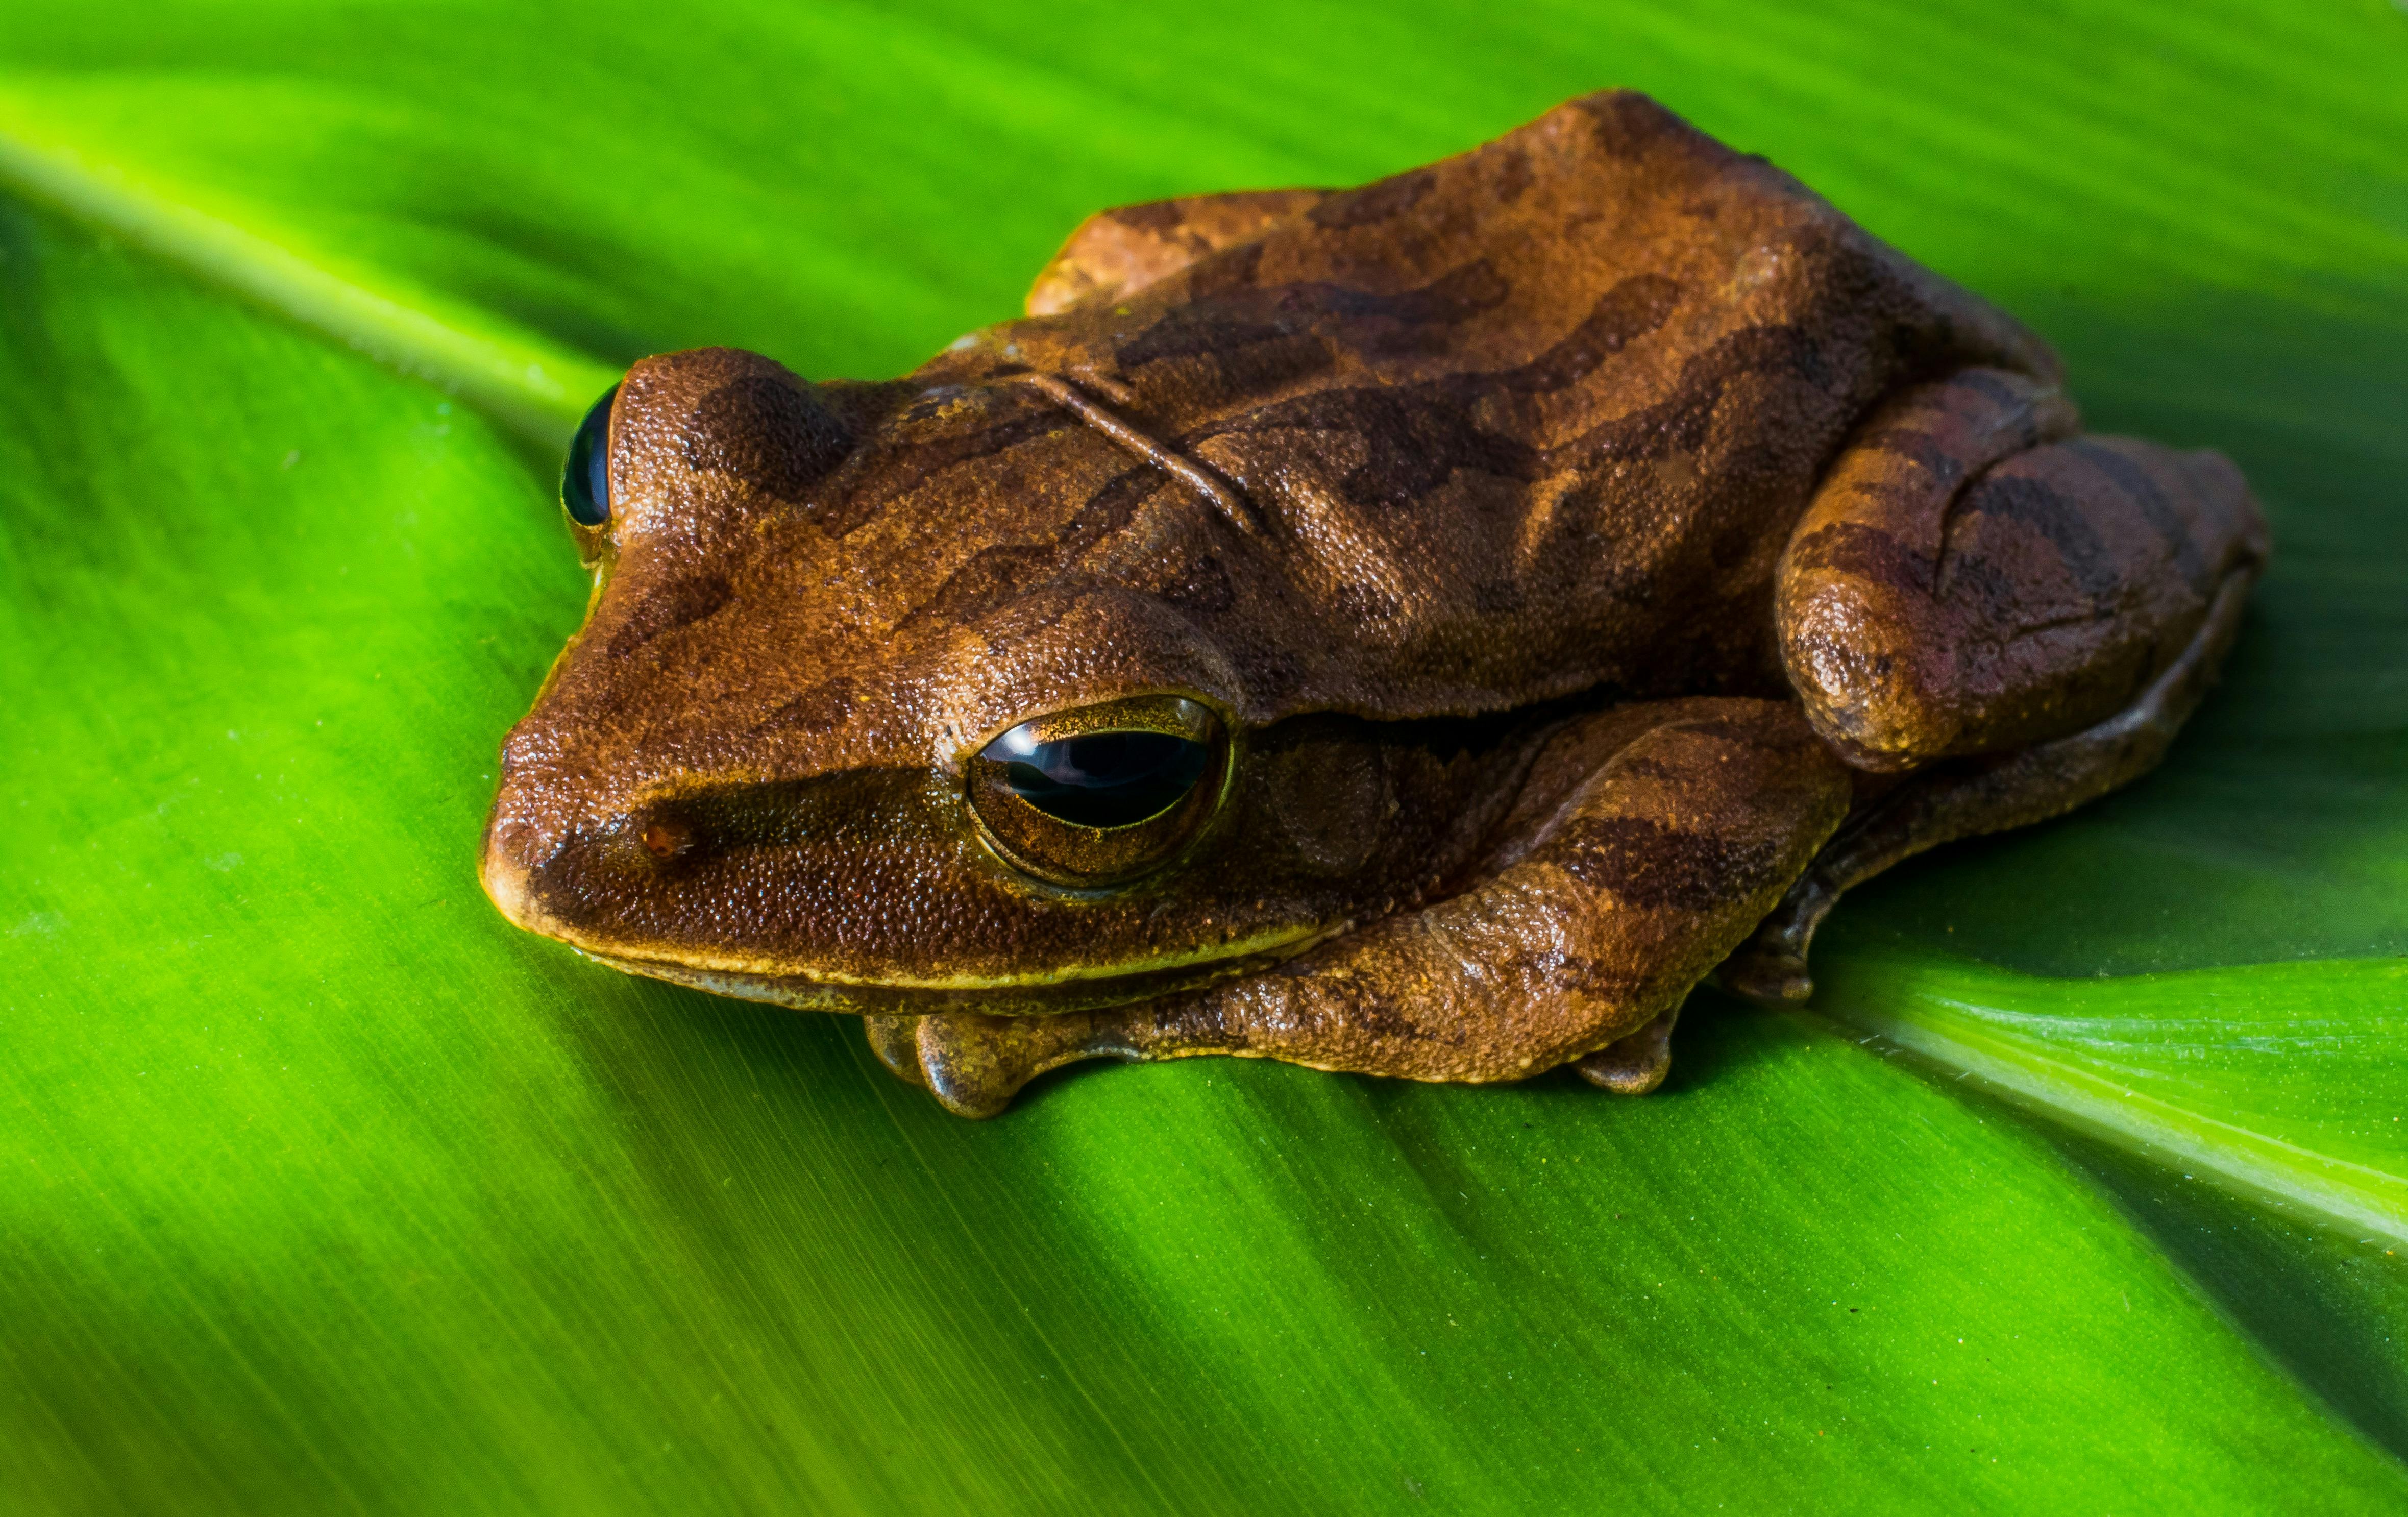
xmin=481 ymin=94 xmax=2267 ymax=1116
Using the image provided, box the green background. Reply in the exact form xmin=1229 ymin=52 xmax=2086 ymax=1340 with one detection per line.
xmin=3 ymin=2 xmax=2404 ymax=1510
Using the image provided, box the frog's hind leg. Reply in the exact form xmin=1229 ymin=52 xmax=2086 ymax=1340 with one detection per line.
xmin=1723 ymin=568 xmax=2252 ymax=1001
xmin=892 ymin=700 xmax=1853 ymax=1117
xmin=1723 ymin=366 xmax=2269 ymax=1003
xmin=1024 ymin=188 xmax=1330 ymax=316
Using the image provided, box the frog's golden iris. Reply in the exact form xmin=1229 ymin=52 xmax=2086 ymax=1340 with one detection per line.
xmin=965 ymin=696 xmax=1228 ymax=889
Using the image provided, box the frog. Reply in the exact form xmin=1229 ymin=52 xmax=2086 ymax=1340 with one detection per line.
xmin=479 ymin=91 xmax=2267 ymax=1118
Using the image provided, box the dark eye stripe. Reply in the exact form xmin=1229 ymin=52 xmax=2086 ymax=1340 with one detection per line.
xmin=986 ymin=729 xmax=1210 ymax=830
xmin=562 ymin=385 xmax=618 ymax=527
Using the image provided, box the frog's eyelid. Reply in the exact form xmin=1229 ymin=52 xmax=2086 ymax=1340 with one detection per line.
xmin=1014 ymin=372 xmax=1267 ymax=539
xmin=976 ymin=694 xmax=1221 ymax=751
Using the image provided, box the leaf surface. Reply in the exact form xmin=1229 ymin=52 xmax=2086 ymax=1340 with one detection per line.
xmin=4 ymin=2 xmax=2406 ymax=1509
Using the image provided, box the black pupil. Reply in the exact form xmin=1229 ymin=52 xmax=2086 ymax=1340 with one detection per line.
xmin=994 ymin=730 xmax=1210 ymax=829
xmin=562 ymin=384 xmax=617 ymax=526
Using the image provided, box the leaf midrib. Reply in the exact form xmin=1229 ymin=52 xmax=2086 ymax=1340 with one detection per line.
xmin=1812 ymin=956 xmax=2408 ymax=1247
xmin=0 ymin=110 xmax=612 ymax=446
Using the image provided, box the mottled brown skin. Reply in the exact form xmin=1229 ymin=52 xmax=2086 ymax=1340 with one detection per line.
xmin=480 ymin=92 xmax=2267 ymax=1117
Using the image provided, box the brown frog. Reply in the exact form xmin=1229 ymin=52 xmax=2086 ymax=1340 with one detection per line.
xmin=480 ymin=92 xmax=2267 ymax=1117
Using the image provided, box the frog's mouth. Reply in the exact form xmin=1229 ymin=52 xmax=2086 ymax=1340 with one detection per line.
xmin=562 ymin=931 xmax=1332 ymax=1019
xmin=478 ymin=759 xmax=1346 ymax=1019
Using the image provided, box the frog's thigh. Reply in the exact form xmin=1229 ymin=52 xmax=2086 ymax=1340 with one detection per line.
xmin=903 ymin=700 xmax=1852 ymax=1117
xmin=1726 ymin=562 xmax=2255 ymax=1003
xmin=1725 ymin=369 xmax=2270 ymax=1002
xmin=1024 ymin=188 xmax=1330 ymax=316
xmin=1779 ymin=366 xmax=2268 ymax=771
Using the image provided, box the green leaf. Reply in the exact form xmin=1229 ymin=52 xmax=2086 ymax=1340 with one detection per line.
xmin=4 ymin=2 xmax=2405 ymax=1509
xmin=1813 ymin=956 xmax=2408 ymax=1244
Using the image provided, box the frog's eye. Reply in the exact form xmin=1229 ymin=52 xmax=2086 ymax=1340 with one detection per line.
xmin=561 ymin=384 xmax=618 ymax=527
xmin=967 ymin=695 xmax=1230 ymax=887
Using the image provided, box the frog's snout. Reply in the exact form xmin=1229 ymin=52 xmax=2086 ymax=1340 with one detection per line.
xmin=476 ymin=811 xmax=554 ymax=940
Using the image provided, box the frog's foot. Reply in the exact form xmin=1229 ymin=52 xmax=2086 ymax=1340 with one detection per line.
xmin=881 ymin=992 xmax=1682 ymax=1116
xmin=864 ymin=1008 xmax=1144 ymax=1119
xmin=874 ymin=700 xmax=1853 ymax=1117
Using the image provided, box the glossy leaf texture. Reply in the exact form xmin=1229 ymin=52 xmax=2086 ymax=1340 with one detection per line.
xmin=3 ymin=2 xmax=2405 ymax=1510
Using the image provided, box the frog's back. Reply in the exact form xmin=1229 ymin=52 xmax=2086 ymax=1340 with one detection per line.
xmin=537 ymin=94 xmax=2071 ymax=813
xmin=907 ymin=91 xmax=2058 ymax=720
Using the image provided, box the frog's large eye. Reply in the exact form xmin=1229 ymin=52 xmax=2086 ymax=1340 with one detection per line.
xmin=967 ymin=695 xmax=1229 ymax=887
xmin=561 ymin=384 xmax=618 ymax=527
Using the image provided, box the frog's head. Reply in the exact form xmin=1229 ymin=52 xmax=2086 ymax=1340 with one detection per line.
xmin=479 ymin=347 xmax=1519 ymax=1014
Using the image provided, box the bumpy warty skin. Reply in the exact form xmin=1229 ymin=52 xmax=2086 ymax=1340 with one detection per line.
xmin=479 ymin=90 xmax=2262 ymax=1045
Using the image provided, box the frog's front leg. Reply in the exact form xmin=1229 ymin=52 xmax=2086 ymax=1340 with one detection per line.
xmin=871 ymin=699 xmax=1852 ymax=1117
xmin=1721 ymin=367 xmax=2268 ymax=1001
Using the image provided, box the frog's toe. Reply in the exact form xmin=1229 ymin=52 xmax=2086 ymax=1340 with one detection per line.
xmin=911 ymin=1010 xmax=1109 ymax=1118
xmin=862 ymin=1013 xmax=927 ymax=1087
xmin=1574 ymin=1008 xmax=1679 ymax=1094
xmin=916 ymin=1013 xmax=1030 ymax=1118
xmin=1717 ymin=946 xmax=1815 ymax=1007
xmin=1715 ymin=873 xmax=1828 ymax=1006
